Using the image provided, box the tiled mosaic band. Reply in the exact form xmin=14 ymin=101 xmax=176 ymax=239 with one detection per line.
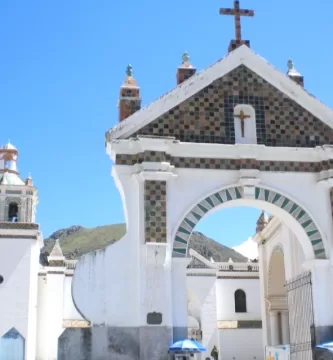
xmin=116 ymin=152 xmax=333 ymax=173
xmin=173 ymin=186 xmax=325 ymax=259
xmin=144 ymin=180 xmax=167 ymax=243
xmin=131 ymin=65 xmax=333 ymax=147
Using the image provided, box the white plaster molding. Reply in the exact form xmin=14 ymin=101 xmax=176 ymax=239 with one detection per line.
xmin=134 ymin=170 xmax=177 ymax=182
xmin=109 ymin=138 xmax=333 ymax=164
xmin=107 ymin=45 xmax=333 ymax=140
xmin=133 ymin=162 xmax=176 ymax=174
xmin=266 ymin=296 xmax=288 ymax=311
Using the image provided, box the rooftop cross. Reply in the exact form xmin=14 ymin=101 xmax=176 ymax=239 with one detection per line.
xmin=219 ymin=1 xmax=254 ymax=42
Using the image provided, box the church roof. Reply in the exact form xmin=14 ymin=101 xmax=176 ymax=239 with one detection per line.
xmin=49 ymin=239 xmax=64 ymax=258
xmin=108 ymin=45 xmax=333 ymax=140
xmin=0 ymin=172 xmax=25 ymax=186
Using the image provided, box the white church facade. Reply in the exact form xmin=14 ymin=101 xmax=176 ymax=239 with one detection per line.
xmin=0 ymin=141 xmax=266 ymax=360
xmin=2 ymin=2 xmax=333 ymax=359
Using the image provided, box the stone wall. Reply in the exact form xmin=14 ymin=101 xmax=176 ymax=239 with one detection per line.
xmin=58 ymin=326 xmax=172 ymax=360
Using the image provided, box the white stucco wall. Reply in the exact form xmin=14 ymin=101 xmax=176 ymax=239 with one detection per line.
xmin=73 ymin=137 xmax=333 ymax=336
xmin=36 ymin=271 xmax=84 ymax=360
xmin=219 ymin=329 xmax=263 ymax=360
xmin=187 ymin=275 xmax=217 ymax=357
xmin=216 ymin=277 xmax=261 ymax=321
xmin=0 ymin=236 xmax=40 ymax=360
xmin=63 ymin=275 xmax=83 ymax=320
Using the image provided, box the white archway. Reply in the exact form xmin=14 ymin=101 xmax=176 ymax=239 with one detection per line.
xmin=173 ymin=185 xmax=327 ymax=261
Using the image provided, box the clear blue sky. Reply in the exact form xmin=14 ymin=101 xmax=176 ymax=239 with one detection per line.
xmin=1 ymin=1 xmax=332 ymax=246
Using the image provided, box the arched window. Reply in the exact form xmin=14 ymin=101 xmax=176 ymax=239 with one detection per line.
xmin=234 ymin=289 xmax=247 ymax=313
xmin=8 ymin=202 xmax=19 ymax=222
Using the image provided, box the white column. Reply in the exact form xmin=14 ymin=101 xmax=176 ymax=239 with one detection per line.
xmin=171 ymin=257 xmax=191 ymax=342
xmin=258 ymin=242 xmax=269 ymax=349
xmin=270 ymin=311 xmax=280 ymax=346
xmin=281 ymin=311 xmax=290 ymax=345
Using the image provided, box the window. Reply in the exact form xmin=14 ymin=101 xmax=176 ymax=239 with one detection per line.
xmin=8 ymin=202 xmax=18 ymax=222
xmin=234 ymin=289 xmax=247 ymax=313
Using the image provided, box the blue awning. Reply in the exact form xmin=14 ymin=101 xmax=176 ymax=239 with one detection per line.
xmin=169 ymin=339 xmax=207 ymax=353
xmin=316 ymin=341 xmax=333 ymax=353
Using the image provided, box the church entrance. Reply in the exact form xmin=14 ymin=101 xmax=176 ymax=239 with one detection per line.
xmin=170 ymin=183 xmax=322 ymax=359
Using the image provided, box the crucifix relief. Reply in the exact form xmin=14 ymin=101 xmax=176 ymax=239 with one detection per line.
xmin=220 ymin=1 xmax=254 ymax=45
xmin=234 ymin=110 xmax=250 ymax=137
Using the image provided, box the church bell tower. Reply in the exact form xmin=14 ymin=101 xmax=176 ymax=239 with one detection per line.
xmin=0 ymin=142 xmax=38 ymax=223
xmin=0 ymin=141 xmax=41 ymax=360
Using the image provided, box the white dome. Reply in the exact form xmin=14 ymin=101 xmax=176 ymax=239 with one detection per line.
xmin=2 ymin=142 xmax=17 ymax=151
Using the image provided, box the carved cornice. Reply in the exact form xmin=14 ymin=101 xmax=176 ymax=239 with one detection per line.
xmin=266 ymin=296 xmax=288 ymax=311
xmin=0 ymin=222 xmax=39 ymax=230
xmin=62 ymin=320 xmax=90 ymax=328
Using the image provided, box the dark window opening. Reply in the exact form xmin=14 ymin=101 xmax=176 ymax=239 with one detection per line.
xmin=0 ymin=275 xmax=3 ymax=284
xmin=8 ymin=203 xmax=19 ymax=222
xmin=234 ymin=289 xmax=247 ymax=313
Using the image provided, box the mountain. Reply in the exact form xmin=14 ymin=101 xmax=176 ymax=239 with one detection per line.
xmin=41 ymin=224 xmax=248 ymax=264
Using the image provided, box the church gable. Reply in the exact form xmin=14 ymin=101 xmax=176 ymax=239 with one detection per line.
xmin=132 ymin=65 xmax=333 ymax=147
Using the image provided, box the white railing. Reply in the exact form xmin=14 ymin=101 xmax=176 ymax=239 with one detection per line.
xmin=64 ymin=260 xmax=78 ymax=269
xmin=218 ymin=263 xmax=259 ymax=272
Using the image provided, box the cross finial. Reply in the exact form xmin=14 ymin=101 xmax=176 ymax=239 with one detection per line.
xmin=287 ymin=59 xmax=294 ymax=71
xmin=220 ymin=1 xmax=254 ymax=42
xmin=182 ymin=52 xmax=190 ymax=64
xmin=126 ymin=64 xmax=133 ymax=77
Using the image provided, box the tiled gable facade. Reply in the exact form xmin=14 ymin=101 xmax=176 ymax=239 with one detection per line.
xmin=132 ymin=65 xmax=333 ymax=147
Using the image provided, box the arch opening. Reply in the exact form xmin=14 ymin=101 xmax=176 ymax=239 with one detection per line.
xmin=8 ymin=202 xmax=19 ymax=222
xmin=266 ymin=247 xmax=290 ymax=346
xmin=173 ymin=186 xmax=326 ymax=260
xmin=234 ymin=289 xmax=247 ymax=313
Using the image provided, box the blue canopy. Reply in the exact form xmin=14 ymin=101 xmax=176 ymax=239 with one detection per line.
xmin=169 ymin=339 xmax=207 ymax=353
xmin=316 ymin=341 xmax=333 ymax=352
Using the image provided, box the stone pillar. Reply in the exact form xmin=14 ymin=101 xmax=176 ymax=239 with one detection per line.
xmin=257 ymin=242 xmax=269 ymax=350
xmin=269 ymin=311 xmax=280 ymax=346
xmin=281 ymin=311 xmax=290 ymax=344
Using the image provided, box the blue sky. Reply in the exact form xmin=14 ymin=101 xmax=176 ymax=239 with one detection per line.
xmin=1 ymin=1 xmax=332 ymax=247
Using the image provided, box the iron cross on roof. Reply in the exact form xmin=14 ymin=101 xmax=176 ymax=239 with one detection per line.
xmin=219 ymin=1 xmax=254 ymax=41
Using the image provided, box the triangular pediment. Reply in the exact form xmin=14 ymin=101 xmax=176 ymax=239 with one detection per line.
xmin=108 ymin=45 xmax=333 ymax=146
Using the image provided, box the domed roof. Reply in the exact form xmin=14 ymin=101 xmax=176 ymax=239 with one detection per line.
xmin=0 ymin=172 xmax=25 ymax=186
xmin=2 ymin=142 xmax=17 ymax=151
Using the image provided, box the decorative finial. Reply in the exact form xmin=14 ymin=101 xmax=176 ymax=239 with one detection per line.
xmin=287 ymin=59 xmax=294 ymax=71
xmin=182 ymin=52 xmax=190 ymax=64
xmin=126 ymin=64 xmax=133 ymax=77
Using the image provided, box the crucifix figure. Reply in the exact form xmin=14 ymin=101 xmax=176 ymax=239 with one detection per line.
xmin=234 ymin=110 xmax=250 ymax=137
xmin=219 ymin=1 xmax=254 ymax=41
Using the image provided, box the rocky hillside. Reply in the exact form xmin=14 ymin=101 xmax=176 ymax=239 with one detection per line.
xmin=41 ymin=224 xmax=248 ymax=264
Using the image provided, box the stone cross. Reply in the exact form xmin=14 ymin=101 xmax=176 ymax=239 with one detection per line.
xmin=219 ymin=1 xmax=254 ymax=41
xmin=234 ymin=110 xmax=251 ymax=137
